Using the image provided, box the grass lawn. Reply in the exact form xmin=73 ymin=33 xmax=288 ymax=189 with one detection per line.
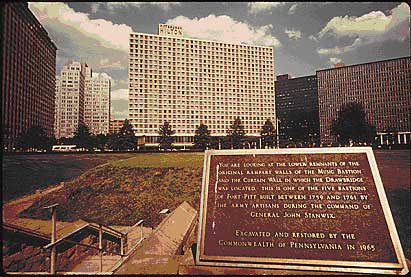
xmin=2 ymin=153 xmax=137 ymax=201
xmin=107 ymin=152 xmax=204 ymax=168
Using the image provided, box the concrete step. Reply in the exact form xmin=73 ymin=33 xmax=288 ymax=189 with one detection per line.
xmin=126 ymin=226 xmax=152 ymax=253
xmin=70 ymin=254 xmax=122 ymax=272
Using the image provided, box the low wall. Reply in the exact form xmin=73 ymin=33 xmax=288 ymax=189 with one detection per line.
xmin=2 ymin=230 xmax=50 ymax=272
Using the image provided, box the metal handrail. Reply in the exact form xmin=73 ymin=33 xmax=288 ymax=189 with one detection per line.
xmin=3 ymin=222 xmax=50 ymax=241
xmin=56 ymin=237 xmax=121 ymax=255
xmin=44 ymin=224 xmax=91 ymax=249
xmin=110 ymin=237 xmax=145 ymax=273
xmin=82 ymin=218 xmax=125 ymax=237
xmin=125 ymin=237 xmax=144 ymax=256
xmin=88 ymin=223 xmax=125 ymax=238
xmin=44 ymin=233 xmax=122 ymax=255
xmin=43 ymin=223 xmax=123 ymax=255
xmin=124 ymin=219 xmax=143 ymax=235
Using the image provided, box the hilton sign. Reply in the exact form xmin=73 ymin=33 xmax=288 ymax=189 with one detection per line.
xmin=158 ymin=24 xmax=183 ymax=37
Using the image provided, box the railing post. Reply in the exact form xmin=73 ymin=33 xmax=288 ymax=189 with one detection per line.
xmin=99 ymin=224 xmax=103 ymax=272
xmin=43 ymin=204 xmax=59 ymax=274
xmin=120 ymin=235 xmax=124 ymax=257
xmin=140 ymin=222 xmax=143 ymax=242
xmin=51 ymin=207 xmax=57 ymax=274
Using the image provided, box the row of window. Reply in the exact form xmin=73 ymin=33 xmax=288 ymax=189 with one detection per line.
xmin=131 ymin=45 xmax=273 ymax=54
xmin=130 ymin=52 xmax=273 ymax=61
xmin=130 ymin=40 xmax=272 ymax=50
xmin=130 ymin=64 xmax=272 ymax=70
xmin=318 ymin=60 xmax=410 ymax=80
xmin=130 ymin=94 xmax=273 ymax=100
xmin=130 ymin=33 xmax=272 ymax=50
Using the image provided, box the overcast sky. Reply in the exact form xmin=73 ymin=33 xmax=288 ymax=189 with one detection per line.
xmin=28 ymin=2 xmax=410 ymax=119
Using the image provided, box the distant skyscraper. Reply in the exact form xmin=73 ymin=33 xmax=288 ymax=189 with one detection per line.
xmin=275 ymin=74 xmax=320 ymax=147
xmin=54 ymin=61 xmax=87 ymax=139
xmin=317 ymin=56 xmax=411 ymax=145
xmin=109 ymin=118 xmax=124 ymax=134
xmin=84 ymin=69 xmax=111 ymax=135
xmin=2 ymin=3 xmax=57 ymax=150
xmin=128 ymin=24 xmax=275 ymax=147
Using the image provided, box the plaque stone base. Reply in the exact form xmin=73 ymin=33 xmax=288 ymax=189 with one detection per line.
xmin=178 ymin=243 xmax=383 ymax=275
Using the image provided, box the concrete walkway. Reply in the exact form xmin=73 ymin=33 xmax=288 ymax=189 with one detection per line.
xmin=113 ymin=201 xmax=197 ymax=274
xmin=2 ymin=183 xmax=78 ymax=238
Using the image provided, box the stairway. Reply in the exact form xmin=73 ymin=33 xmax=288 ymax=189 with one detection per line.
xmin=69 ymin=225 xmax=152 ymax=273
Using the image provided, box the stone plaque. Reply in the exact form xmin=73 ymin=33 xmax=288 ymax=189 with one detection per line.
xmin=196 ymin=148 xmax=409 ymax=275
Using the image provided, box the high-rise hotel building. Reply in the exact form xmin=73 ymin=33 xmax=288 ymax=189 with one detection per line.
xmin=84 ymin=68 xmax=111 ymax=135
xmin=2 ymin=3 xmax=57 ymax=150
xmin=128 ymin=24 xmax=275 ymax=146
xmin=317 ymin=57 xmax=411 ymax=145
xmin=54 ymin=61 xmax=86 ymax=139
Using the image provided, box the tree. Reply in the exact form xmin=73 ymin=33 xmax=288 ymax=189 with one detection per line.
xmin=227 ymin=117 xmax=246 ymax=149
xmin=194 ymin=123 xmax=211 ymax=150
xmin=95 ymin=134 xmax=108 ymax=150
xmin=73 ymin=123 xmax=94 ymax=151
xmin=384 ymin=127 xmax=398 ymax=146
xmin=106 ymin=133 xmax=119 ymax=150
xmin=331 ymin=102 xmax=376 ymax=146
xmin=118 ymin=119 xmax=137 ymax=150
xmin=210 ymin=136 xmax=223 ymax=150
xmin=108 ymin=119 xmax=137 ymax=151
xmin=2 ymin=124 xmax=11 ymax=151
xmin=366 ymin=124 xmax=378 ymax=146
xmin=158 ymin=121 xmax=175 ymax=150
xmin=16 ymin=125 xmax=52 ymax=151
xmin=47 ymin=136 xmax=58 ymax=151
xmin=260 ymin=118 xmax=276 ymax=148
xmin=58 ymin=136 xmax=74 ymax=145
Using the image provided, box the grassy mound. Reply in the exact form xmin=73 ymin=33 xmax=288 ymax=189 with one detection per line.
xmin=19 ymin=153 xmax=204 ymax=227
xmin=2 ymin=153 xmax=137 ymax=201
xmin=19 ymin=166 xmax=203 ymax=227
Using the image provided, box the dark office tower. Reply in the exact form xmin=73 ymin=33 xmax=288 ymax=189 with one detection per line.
xmin=317 ymin=57 xmax=411 ymax=146
xmin=1 ymin=3 xmax=57 ymax=151
xmin=275 ymin=74 xmax=320 ymax=147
